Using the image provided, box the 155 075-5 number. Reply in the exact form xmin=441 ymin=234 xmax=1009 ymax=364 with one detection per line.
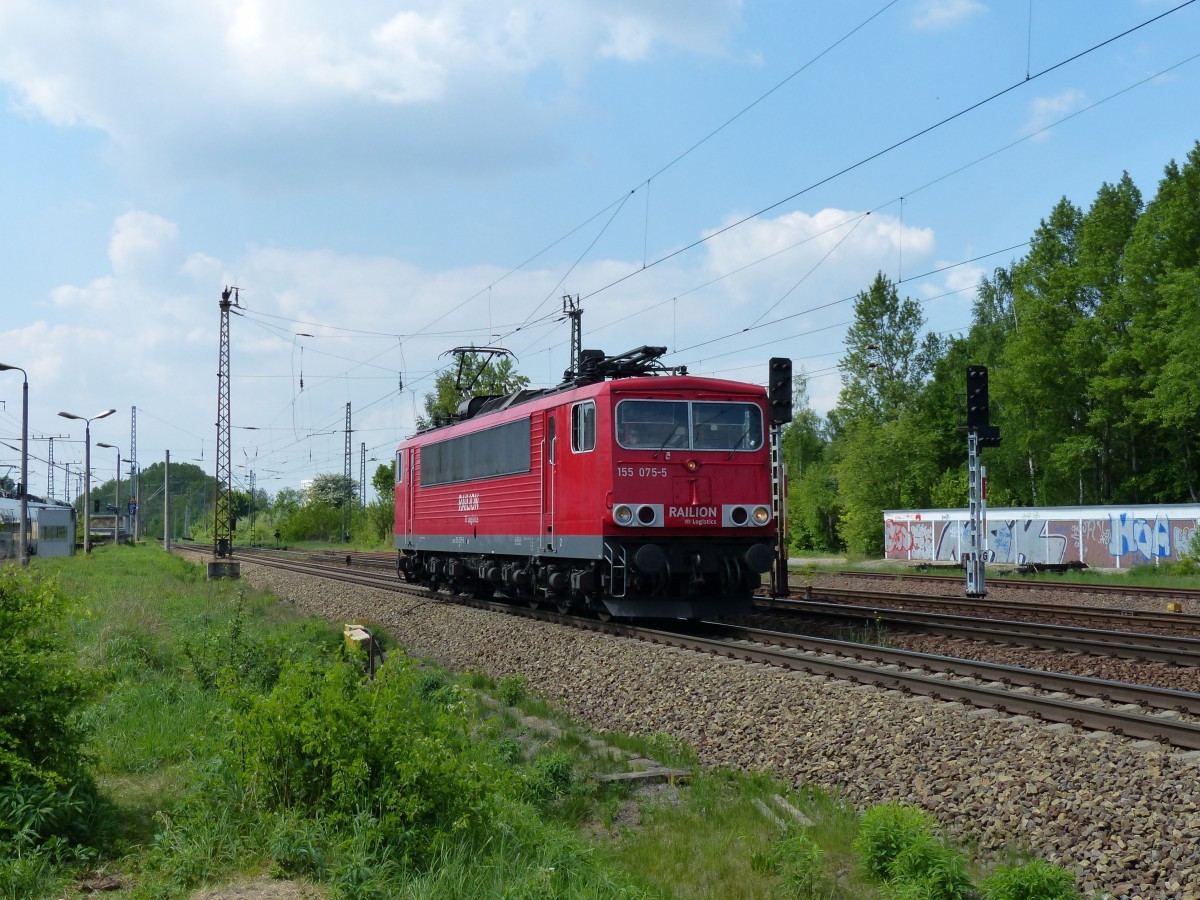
xmin=617 ymin=466 xmax=668 ymax=478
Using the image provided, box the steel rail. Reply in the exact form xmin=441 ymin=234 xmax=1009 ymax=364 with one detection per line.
xmin=795 ymin=584 xmax=1200 ymax=634
xmin=696 ymin=621 xmax=1200 ymax=716
xmin=835 ymin=569 xmax=1200 ymax=600
xmin=758 ymin=595 xmax=1200 ymax=665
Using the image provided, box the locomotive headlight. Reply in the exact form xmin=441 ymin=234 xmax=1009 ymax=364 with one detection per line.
xmin=685 ymin=458 xmax=700 ymax=472
xmin=752 ymin=505 xmax=771 ymax=525
xmin=614 ymin=504 xmax=634 ymax=525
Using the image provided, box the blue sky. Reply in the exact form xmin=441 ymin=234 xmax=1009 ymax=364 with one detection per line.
xmin=2 ymin=0 xmax=1198 ymax=503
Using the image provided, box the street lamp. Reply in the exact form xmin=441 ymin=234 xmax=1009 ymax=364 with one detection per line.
xmin=58 ymin=408 xmax=116 ymax=554
xmin=96 ymin=442 xmax=122 ymax=547
xmin=0 ymin=364 xmax=28 ymax=566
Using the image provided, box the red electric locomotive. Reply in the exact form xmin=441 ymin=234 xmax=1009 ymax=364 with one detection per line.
xmin=394 ymin=346 xmax=777 ymax=619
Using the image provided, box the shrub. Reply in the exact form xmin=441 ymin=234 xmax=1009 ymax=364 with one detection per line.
xmin=854 ymin=802 xmax=937 ymax=881
xmin=0 ymin=568 xmax=94 ymax=791
xmin=522 ymin=751 xmax=575 ymax=807
xmin=266 ymin=809 xmax=331 ymax=879
xmin=225 ymin=654 xmax=500 ymax=869
xmin=979 ymin=859 xmax=1080 ymax=900
xmin=497 ymin=674 xmax=529 ymax=707
xmin=771 ymin=826 xmax=832 ymax=899
xmin=886 ymin=830 xmax=972 ymax=900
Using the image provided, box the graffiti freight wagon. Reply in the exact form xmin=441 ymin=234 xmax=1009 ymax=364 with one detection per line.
xmin=882 ymin=504 xmax=1200 ymax=569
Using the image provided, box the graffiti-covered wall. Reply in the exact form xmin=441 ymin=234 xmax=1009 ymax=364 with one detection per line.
xmin=883 ymin=505 xmax=1200 ymax=569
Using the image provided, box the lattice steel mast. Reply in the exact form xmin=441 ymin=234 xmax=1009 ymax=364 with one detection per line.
xmin=342 ymin=402 xmax=352 ymax=542
xmin=214 ymin=287 xmax=237 ymax=558
xmin=130 ymin=405 xmax=138 ymax=541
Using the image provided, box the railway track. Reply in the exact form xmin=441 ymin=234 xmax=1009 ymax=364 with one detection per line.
xmin=834 ymin=568 xmax=1200 ymax=600
xmin=792 ymin=584 xmax=1200 ymax=636
xmin=194 ymin=545 xmax=1200 ymax=750
xmin=754 ymin=596 xmax=1200 ymax=666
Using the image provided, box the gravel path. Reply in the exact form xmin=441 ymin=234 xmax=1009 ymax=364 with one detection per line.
xmin=203 ymin=555 xmax=1200 ymax=899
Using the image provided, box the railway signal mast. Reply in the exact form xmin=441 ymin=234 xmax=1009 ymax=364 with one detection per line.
xmin=965 ymin=366 xmax=1001 ymax=596
xmin=768 ymin=357 xmax=793 ymax=596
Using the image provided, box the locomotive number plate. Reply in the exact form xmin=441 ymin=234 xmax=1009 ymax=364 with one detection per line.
xmin=617 ymin=466 xmax=668 ymax=478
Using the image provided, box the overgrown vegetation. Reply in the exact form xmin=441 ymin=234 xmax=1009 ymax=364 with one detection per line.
xmin=1 ymin=547 xmax=1083 ymax=898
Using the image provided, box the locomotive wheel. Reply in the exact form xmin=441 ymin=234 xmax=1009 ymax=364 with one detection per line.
xmin=596 ymin=608 xmax=613 ymax=623
xmin=555 ymin=598 xmax=571 ymax=615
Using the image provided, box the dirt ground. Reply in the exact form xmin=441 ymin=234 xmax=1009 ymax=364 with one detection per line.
xmin=188 ymin=877 xmax=327 ymax=899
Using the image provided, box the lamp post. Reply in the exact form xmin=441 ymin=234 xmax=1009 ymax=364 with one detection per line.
xmin=0 ymin=364 xmax=28 ymax=566
xmin=58 ymin=408 xmax=116 ymax=554
xmin=97 ymin=442 xmax=122 ymax=546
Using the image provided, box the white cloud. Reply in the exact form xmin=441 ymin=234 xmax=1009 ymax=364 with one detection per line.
xmin=1022 ymin=88 xmax=1087 ymax=140
xmin=911 ymin=0 xmax=987 ymax=31
xmin=701 ymin=207 xmax=935 ymax=302
xmin=109 ymin=212 xmax=180 ymax=277
xmin=0 ymin=1 xmax=742 ymax=187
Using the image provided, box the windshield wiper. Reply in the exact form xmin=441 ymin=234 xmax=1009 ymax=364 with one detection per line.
xmin=726 ymin=427 xmax=752 ymax=460
xmin=653 ymin=426 xmax=685 ymax=459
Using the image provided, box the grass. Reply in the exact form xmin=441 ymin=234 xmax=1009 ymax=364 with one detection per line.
xmin=4 ymin=545 xmax=1082 ymax=899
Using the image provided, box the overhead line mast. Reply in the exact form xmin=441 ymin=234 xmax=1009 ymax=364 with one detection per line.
xmin=212 ymin=286 xmax=241 ymax=578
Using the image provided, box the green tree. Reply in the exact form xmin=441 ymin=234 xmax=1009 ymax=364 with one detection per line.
xmin=271 ymin=487 xmax=305 ymax=517
xmin=371 ymin=463 xmax=396 ymax=504
xmin=307 ymin=473 xmax=358 ymax=508
xmin=126 ymin=461 xmax=214 ymax=541
xmin=1123 ymin=143 xmax=1200 ymax=501
xmin=781 ymin=372 xmax=837 ymax=551
xmin=1081 ymin=174 xmax=1143 ymax=502
xmin=830 ymin=273 xmax=941 ymax=553
xmin=420 ymin=352 xmax=529 ymax=428
xmin=996 ymin=197 xmax=1085 ymax=505
xmin=835 ymin=272 xmax=941 ymax=427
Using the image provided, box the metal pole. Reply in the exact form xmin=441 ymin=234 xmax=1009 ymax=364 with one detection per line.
xmin=215 ymin=288 xmax=235 ymax=558
xmin=18 ymin=377 xmax=27 ymax=566
xmin=84 ymin=422 xmax=91 ymax=554
xmin=114 ymin=451 xmax=120 ymax=545
xmin=164 ymin=450 xmax=171 ymax=552
xmin=59 ymin=408 xmax=115 ymax=555
xmin=966 ymin=429 xmax=986 ymax=596
xmin=343 ymin=402 xmax=352 ymax=542
xmin=770 ymin=422 xmax=788 ymax=596
xmin=131 ymin=406 xmax=139 ymax=542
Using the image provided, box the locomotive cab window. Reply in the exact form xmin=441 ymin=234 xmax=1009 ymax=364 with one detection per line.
xmin=617 ymin=400 xmax=689 ymax=450
xmin=571 ymin=400 xmax=596 ymax=452
xmin=616 ymin=399 xmax=762 ymax=452
xmin=692 ymin=401 xmax=764 ymax=452
xmin=395 ymin=450 xmax=403 ymax=484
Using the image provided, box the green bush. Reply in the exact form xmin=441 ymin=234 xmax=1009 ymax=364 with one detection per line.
xmin=497 ymin=674 xmax=529 ymax=707
xmin=979 ymin=859 xmax=1080 ymax=900
xmin=771 ymin=826 xmax=832 ymax=899
xmin=885 ymin=830 xmax=972 ymax=900
xmin=266 ymin=809 xmax=332 ymax=879
xmin=854 ymin=802 xmax=937 ymax=881
xmin=0 ymin=566 xmax=104 ymax=893
xmin=523 ymin=751 xmax=575 ymax=807
xmin=225 ymin=653 xmax=502 ymax=869
xmin=0 ymin=568 xmax=94 ymax=790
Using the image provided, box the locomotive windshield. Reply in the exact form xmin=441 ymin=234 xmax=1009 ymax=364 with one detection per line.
xmin=616 ymin=400 xmax=763 ymax=452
